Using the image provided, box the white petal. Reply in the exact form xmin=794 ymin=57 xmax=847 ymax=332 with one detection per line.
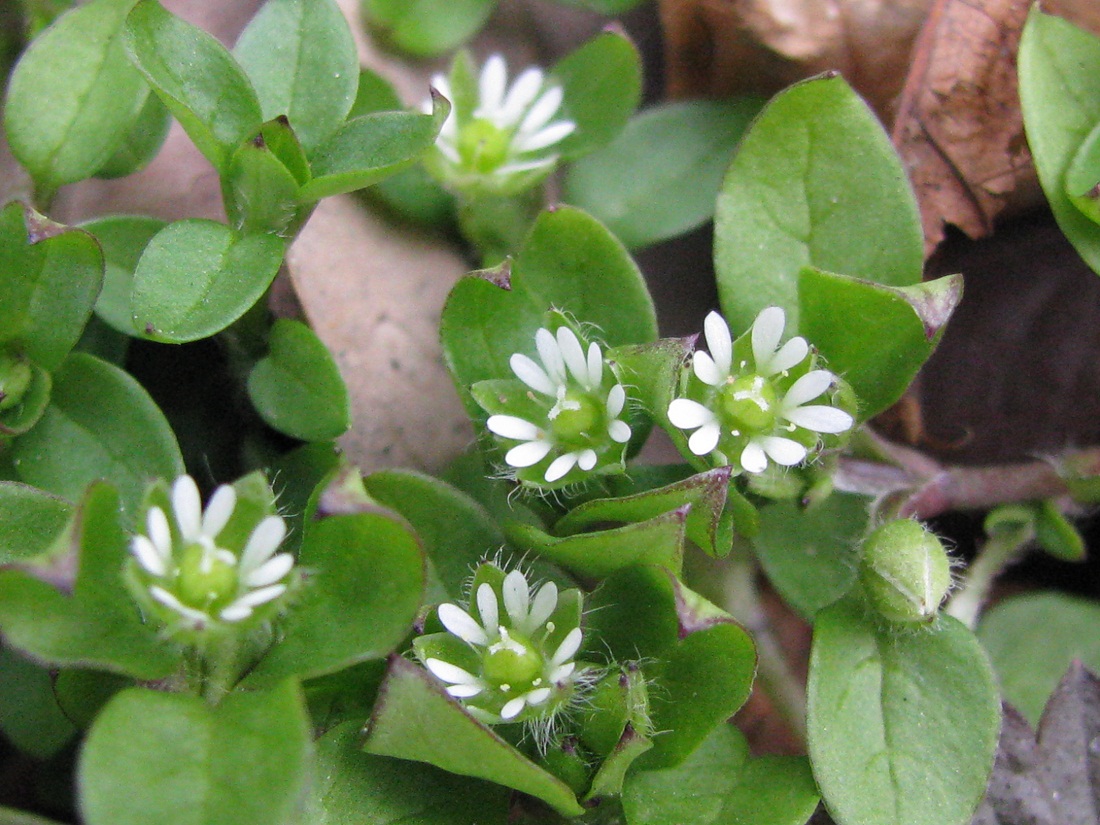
xmin=438 ymin=603 xmax=489 ymax=645
xmin=239 ymin=515 xmax=287 ymax=573
xmin=784 ymin=405 xmax=853 ymax=434
xmin=514 ymin=120 xmax=575 ymax=152
xmin=740 ymin=441 xmax=768 ymax=473
xmin=476 ymin=582 xmax=499 ymax=631
xmin=426 ymin=658 xmax=481 ymax=686
xmin=519 ymin=85 xmax=564 ymax=134
xmin=147 ymin=506 xmax=173 ymax=557
xmin=494 ymin=156 xmax=557 ymax=176
xmin=556 ymin=327 xmax=589 ymax=387
xmin=688 ymin=423 xmax=721 ymax=456
xmin=551 ymin=627 xmax=583 ymax=665
xmin=760 ymin=436 xmax=807 ymax=466
xmin=703 ymin=311 xmax=733 ymax=377
xmin=586 ymin=342 xmax=603 ymax=389
xmin=245 ymin=553 xmax=294 ymax=588
xmin=446 ymin=683 xmax=484 ymax=698
xmin=525 ymin=687 xmax=552 ymax=706
xmin=171 ymin=475 xmax=202 ymax=540
xmin=487 ymin=414 xmax=541 ymax=441
xmin=505 ymin=439 xmax=552 ymax=468
xmin=498 ymin=67 xmax=544 ymax=125
xmin=544 ymin=452 xmax=578 ymax=482
xmin=231 ymin=583 xmax=286 ymax=609
xmin=526 ymin=582 xmax=558 ymax=633
xmin=577 ymin=449 xmax=598 ymax=471
xmin=502 ymin=569 xmax=530 ymax=625
xmin=500 ymin=697 xmax=526 ymax=720
xmin=203 ymin=485 xmax=237 ymax=539
xmin=549 ymin=661 xmax=575 ymax=683
xmin=667 ymin=398 xmax=715 ymax=429
xmin=535 ymin=328 xmax=565 ymax=384
xmin=751 ymin=307 xmax=786 ymax=371
xmin=478 ymin=55 xmax=507 ymax=115
xmin=783 ymin=370 xmax=835 ymax=407
xmin=767 ymin=336 xmax=809 ymax=375
xmin=131 ymin=536 xmax=167 ymax=577
xmin=606 ymin=383 xmax=625 ymax=417
xmin=510 ymin=353 xmax=555 ymax=395
xmin=436 ymin=138 xmax=460 ymax=163
xmin=692 ymin=351 xmax=722 ymax=386
xmin=219 ymin=604 xmax=253 ymax=622
xmin=608 ymin=419 xmax=631 ymax=443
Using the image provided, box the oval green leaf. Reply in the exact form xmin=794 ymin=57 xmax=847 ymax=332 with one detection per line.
xmin=807 ymin=597 xmax=1001 ymax=825
xmin=714 ymin=73 xmax=923 ymax=335
xmin=94 ymin=90 xmax=171 ymax=179
xmin=0 ymin=481 xmax=72 ymax=565
xmin=79 ymin=681 xmax=311 ymax=825
xmin=83 ymin=214 xmax=166 ymax=335
xmin=130 ymin=219 xmax=286 ymax=343
xmin=247 ymin=319 xmax=350 ymax=441
xmin=360 ymin=0 xmax=497 ymax=58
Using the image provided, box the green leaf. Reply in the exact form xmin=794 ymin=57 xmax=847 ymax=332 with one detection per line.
xmin=1019 ymin=7 xmax=1100 ymax=276
xmin=623 ymin=723 xmax=820 ymax=825
xmin=558 ymin=0 xmax=645 ymax=12
xmin=509 ymin=509 xmax=687 ymax=579
xmin=714 ymin=73 xmax=923 ymax=335
xmin=79 ymin=681 xmax=311 ymax=825
xmin=0 ymin=481 xmax=73 ymax=564
xmin=978 ymin=591 xmax=1100 ymax=725
xmin=799 ymin=267 xmax=962 ymax=420
xmin=360 ymin=0 xmax=497 ymax=58
xmin=0 ymin=807 xmax=68 ymax=825
xmin=233 ymin=0 xmax=358 ymax=153
xmin=807 ymin=597 xmax=1001 ymax=825
xmin=0 ymin=202 xmax=105 ymax=371
xmin=11 ymin=353 xmax=183 ymax=516
xmin=753 ymin=492 xmax=867 ymax=621
xmin=563 ymin=99 xmax=763 ymax=249
xmin=586 ymin=566 xmax=757 ymax=769
xmin=248 ymin=319 xmax=350 ymax=441
xmin=222 ymin=131 xmax=310 ymax=238
xmin=123 ymin=0 xmax=262 ymax=171
xmin=83 ymin=214 xmax=166 ymax=335
xmin=0 ymin=645 xmax=77 ymax=759
xmin=441 ymin=206 xmax=657 ymax=418
xmin=130 ymin=219 xmax=286 ymax=343
xmin=0 ymin=483 xmax=178 ymax=679
xmin=363 ymin=469 xmax=504 ymax=603
xmin=94 ymin=90 xmax=171 ymax=179
xmin=299 ymin=93 xmax=450 ymax=201
xmin=552 ymin=31 xmax=642 ymax=159
xmin=310 ymin=719 xmax=511 ymax=824
xmin=4 ymin=0 xmax=147 ymax=191
xmin=363 ymin=655 xmax=585 ymax=817
xmin=245 ymin=507 xmax=424 ymax=685
xmin=0 ymin=360 xmax=51 ymax=437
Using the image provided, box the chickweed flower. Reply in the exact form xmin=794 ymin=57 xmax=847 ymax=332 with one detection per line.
xmin=423 ymin=53 xmax=576 ymax=196
xmin=667 ymin=308 xmax=854 ymax=474
xmin=476 ymin=319 xmax=632 ymax=487
xmin=414 ymin=562 xmax=585 ymax=725
xmin=126 ymin=475 xmax=296 ymax=636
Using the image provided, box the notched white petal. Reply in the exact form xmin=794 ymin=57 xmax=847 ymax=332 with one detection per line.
xmin=544 ymin=452 xmax=578 ymax=482
xmin=487 ymin=414 xmax=541 ymax=441
xmin=171 ymin=475 xmax=202 ymax=539
xmin=526 ymin=582 xmax=558 ymax=632
xmin=751 ymin=306 xmax=786 ymax=370
xmin=760 ymin=436 xmax=807 ymax=466
xmin=577 ymin=449 xmax=597 ymax=471
xmin=438 ymin=603 xmax=489 ymax=645
xmin=608 ymin=419 xmax=632 ymax=443
xmin=692 ymin=351 xmax=722 ymax=386
xmin=510 ymin=353 xmax=555 ymax=395
xmin=239 ymin=515 xmax=288 ymax=573
xmin=668 ymin=398 xmax=714 ymax=429
xmin=783 ymin=370 xmax=835 ymax=407
xmin=535 ymin=328 xmax=565 ymax=384
xmin=740 ymin=441 xmax=768 ymax=474
xmin=503 ymin=569 xmax=530 ymax=625
xmin=784 ymin=405 xmax=853 ymax=434
xmin=703 ymin=311 xmax=733 ymax=377
xmin=501 ymin=697 xmax=526 ymax=720
xmin=768 ymin=336 xmax=809 ymax=375
xmin=147 ymin=506 xmax=173 ymax=557
xmin=556 ymin=327 xmax=589 ymax=386
xmin=525 ymin=687 xmax=552 ymax=706
xmin=476 ymin=582 xmax=499 ymax=631
xmin=688 ymin=423 xmax=721 ymax=456
xmin=551 ymin=627 xmax=583 ymax=665
xmin=245 ymin=553 xmax=294 ymax=588
xmin=505 ymin=439 xmax=552 ymax=468
xmin=426 ymin=658 xmax=481 ymax=686
xmin=131 ymin=536 xmax=167 ymax=576
xmin=202 ymin=484 xmax=237 ymax=538
xmin=606 ymin=383 xmax=625 ymax=417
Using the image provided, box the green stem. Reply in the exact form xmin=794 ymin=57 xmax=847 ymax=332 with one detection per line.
xmin=945 ymin=527 xmax=1032 ymax=629
xmin=720 ymin=549 xmax=808 ymax=745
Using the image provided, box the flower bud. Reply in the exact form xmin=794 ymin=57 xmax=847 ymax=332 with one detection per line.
xmin=859 ymin=520 xmax=952 ymax=624
xmin=0 ymin=351 xmax=33 ymax=412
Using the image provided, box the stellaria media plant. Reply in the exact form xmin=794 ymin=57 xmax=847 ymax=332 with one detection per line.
xmin=0 ymin=2 xmax=1098 ymax=825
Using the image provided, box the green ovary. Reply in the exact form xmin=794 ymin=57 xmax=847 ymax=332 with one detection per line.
xmin=482 ymin=628 xmax=543 ymax=688
xmin=719 ymin=374 xmax=777 ymax=433
xmin=549 ymin=390 xmax=602 ymax=444
xmin=175 ymin=543 xmax=237 ymax=610
xmin=458 ymin=118 xmax=511 ymax=174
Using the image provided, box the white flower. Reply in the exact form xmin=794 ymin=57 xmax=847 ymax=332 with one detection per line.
xmin=485 ymin=326 xmax=630 ymax=484
xmin=667 ymin=309 xmax=853 ymax=474
xmin=419 ymin=568 xmax=583 ymax=723
xmin=425 ymin=54 xmax=576 ymax=192
xmin=129 ymin=475 xmax=294 ymax=630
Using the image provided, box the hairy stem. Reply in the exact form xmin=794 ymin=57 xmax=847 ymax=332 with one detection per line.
xmin=946 ymin=526 xmax=1032 ymax=629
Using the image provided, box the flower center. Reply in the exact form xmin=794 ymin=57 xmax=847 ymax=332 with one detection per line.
xmin=482 ymin=627 xmax=543 ymax=687
xmin=719 ymin=374 xmax=777 ymax=433
xmin=548 ymin=388 xmax=602 ymax=443
xmin=175 ymin=542 xmax=238 ymax=610
xmin=458 ymin=118 xmax=511 ymax=174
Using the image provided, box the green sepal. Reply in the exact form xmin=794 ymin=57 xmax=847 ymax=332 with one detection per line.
xmin=363 ymin=655 xmax=586 ymax=817
xmin=223 ymin=124 xmax=313 ymax=238
xmin=1033 ymin=500 xmax=1086 ymax=562
xmin=799 ymin=267 xmax=962 ymax=420
xmin=0 ymin=359 xmax=51 ymax=436
xmin=0 ymin=482 xmax=179 ymax=680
